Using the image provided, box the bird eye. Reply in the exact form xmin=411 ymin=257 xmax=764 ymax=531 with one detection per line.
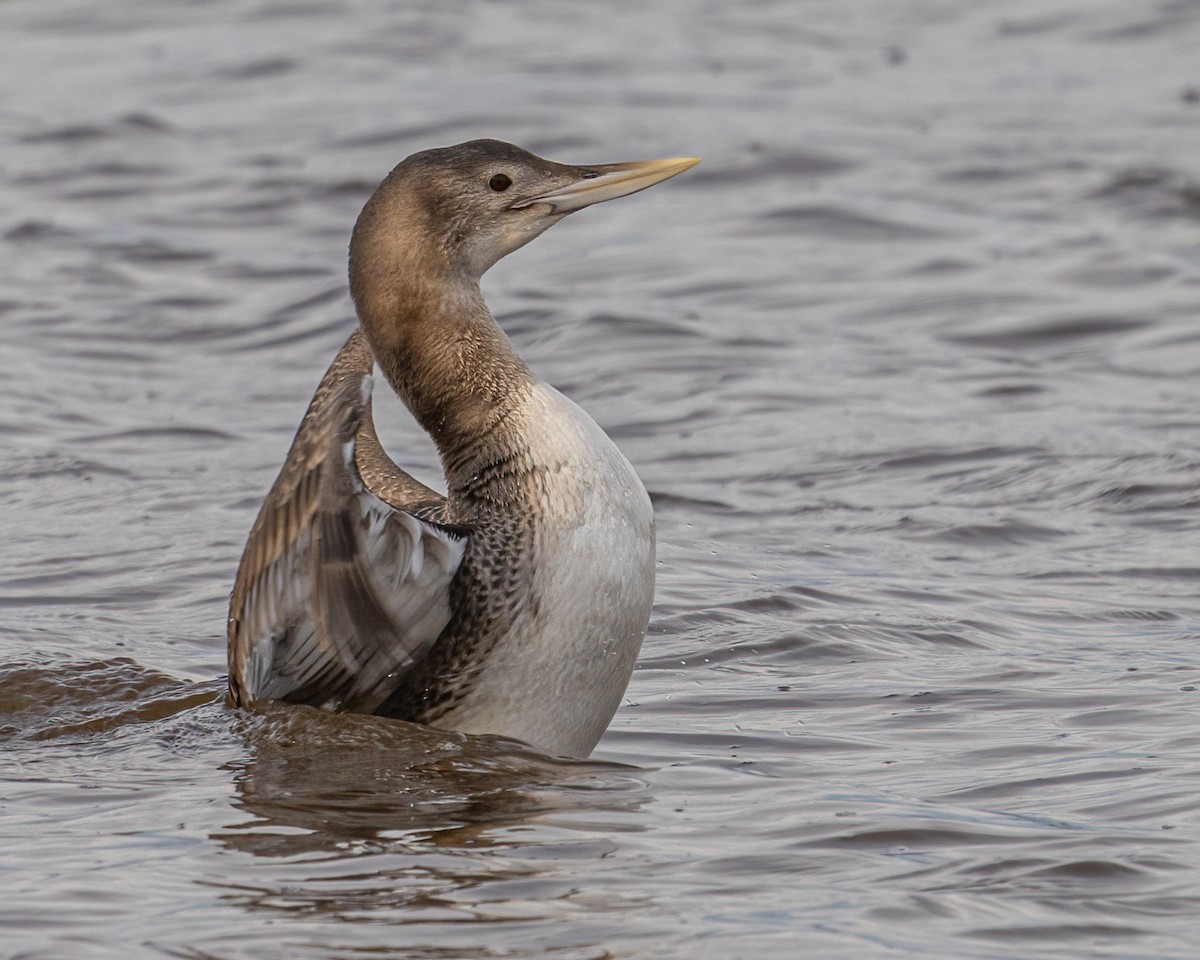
xmin=489 ymin=173 xmax=513 ymax=192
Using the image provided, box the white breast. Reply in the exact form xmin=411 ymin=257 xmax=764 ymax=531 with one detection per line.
xmin=436 ymin=381 xmax=656 ymax=757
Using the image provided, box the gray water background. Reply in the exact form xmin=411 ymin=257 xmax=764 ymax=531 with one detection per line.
xmin=2 ymin=1 xmax=1199 ymax=957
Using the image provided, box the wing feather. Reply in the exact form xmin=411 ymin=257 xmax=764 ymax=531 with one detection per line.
xmin=227 ymin=329 xmax=467 ymax=713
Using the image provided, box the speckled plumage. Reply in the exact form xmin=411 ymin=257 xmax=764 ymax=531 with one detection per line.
xmin=227 ymin=140 xmax=697 ymax=757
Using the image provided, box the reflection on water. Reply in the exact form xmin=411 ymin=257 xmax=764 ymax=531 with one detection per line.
xmin=3 ymin=0 xmax=1200 ymax=957
xmin=215 ymin=706 xmax=651 ymax=948
xmin=221 ymin=704 xmax=649 ymax=856
xmin=0 ymin=658 xmax=221 ymax=742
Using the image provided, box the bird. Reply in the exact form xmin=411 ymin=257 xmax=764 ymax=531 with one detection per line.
xmin=226 ymin=139 xmax=699 ymax=758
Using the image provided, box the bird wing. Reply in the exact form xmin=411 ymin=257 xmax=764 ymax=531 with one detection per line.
xmin=227 ymin=329 xmax=467 ymax=714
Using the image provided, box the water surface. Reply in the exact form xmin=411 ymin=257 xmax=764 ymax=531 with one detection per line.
xmin=2 ymin=1 xmax=1199 ymax=957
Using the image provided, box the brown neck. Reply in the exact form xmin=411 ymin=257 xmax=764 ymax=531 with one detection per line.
xmin=350 ymin=236 xmax=535 ymax=491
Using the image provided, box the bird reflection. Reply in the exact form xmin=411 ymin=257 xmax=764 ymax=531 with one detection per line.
xmin=214 ymin=702 xmax=649 ymax=860
xmin=208 ymin=706 xmax=649 ymax=936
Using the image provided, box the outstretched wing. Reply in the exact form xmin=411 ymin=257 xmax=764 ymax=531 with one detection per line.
xmin=227 ymin=329 xmax=467 ymax=714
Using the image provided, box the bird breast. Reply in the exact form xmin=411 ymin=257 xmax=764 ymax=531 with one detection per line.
xmin=437 ymin=380 xmax=656 ymax=756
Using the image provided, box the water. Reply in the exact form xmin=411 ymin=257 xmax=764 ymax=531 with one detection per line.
xmin=2 ymin=1 xmax=1199 ymax=957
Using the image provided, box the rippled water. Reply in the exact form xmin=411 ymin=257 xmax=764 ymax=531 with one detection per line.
xmin=3 ymin=1 xmax=1200 ymax=957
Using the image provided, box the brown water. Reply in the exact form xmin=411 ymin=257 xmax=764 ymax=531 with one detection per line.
xmin=3 ymin=1 xmax=1200 ymax=957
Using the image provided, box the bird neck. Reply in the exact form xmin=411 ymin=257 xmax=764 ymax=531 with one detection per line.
xmin=352 ymin=262 xmax=536 ymax=492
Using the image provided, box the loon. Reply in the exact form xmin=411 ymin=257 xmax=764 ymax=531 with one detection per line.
xmin=227 ymin=139 xmax=698 ymax=758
